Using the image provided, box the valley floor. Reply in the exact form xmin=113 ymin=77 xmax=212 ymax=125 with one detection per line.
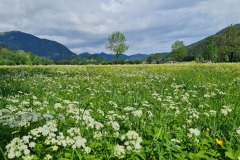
xmin=0 ymin=64 xmax=240 ymax=159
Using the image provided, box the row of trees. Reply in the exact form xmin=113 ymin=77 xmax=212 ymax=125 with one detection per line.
xmin=0 ymin=46 xmax=53 ymax=65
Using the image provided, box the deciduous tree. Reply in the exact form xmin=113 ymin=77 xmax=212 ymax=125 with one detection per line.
xmin=170 ymin=40 xmax=187 ymax=61
xmin=105 ymin=31 xmax=129 ymax=60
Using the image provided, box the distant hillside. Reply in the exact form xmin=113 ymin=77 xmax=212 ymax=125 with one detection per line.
xmin=0 ymin=31 xmax=76 ymax=60
xmin=187 ymin=24 xmax=240 ymax=62
xmin=80 ymin=52 xmax=148 ymax=61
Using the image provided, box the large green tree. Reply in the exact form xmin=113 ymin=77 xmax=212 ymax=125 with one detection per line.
xmin=105 ymin=31 xmax=129 ymax=59
xmin=204 ymin=36 xmax=218 ymax=61
xmin=170 ymin=40 xmax=187 ymax=61
xmin=218 ymin=25 xmax=240 ymax=62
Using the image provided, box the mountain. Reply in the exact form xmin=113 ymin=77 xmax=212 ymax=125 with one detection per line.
xmin=80 ymin=52 xmax=148 ymax=61
xmin=186 ymin=24 xmax=240 ymax=62
xmin=127 ymin=54 xmax=149 ymax=60
xmin=80 ymin=52 xmax=92 ymax=57
xmin=0 ymin=31 xmax=76 ymax=60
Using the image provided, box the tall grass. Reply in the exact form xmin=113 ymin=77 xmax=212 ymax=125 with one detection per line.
xmin=0 ymin=64 xmax=240 ymax=159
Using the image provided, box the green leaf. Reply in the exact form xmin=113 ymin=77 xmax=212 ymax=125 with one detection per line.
xmin=235 ymin=149 xmax=240 ymax=157
xmin=64 ymin=152 xmax=72 ymax=158
xmin=225 ymin=151 xmax=235 ymax=160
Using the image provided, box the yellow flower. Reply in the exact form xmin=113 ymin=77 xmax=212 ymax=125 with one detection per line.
xmin=216 ymin=138 xmax=224 ymax=146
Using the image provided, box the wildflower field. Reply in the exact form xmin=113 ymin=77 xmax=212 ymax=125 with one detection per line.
xmin=0 ymin=64 xmax=240 ymax=160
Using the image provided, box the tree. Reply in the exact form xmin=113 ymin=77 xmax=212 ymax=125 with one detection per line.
xmin=218 ymin=25 xmax=240 ymax=62
xmin=204 ymin=36 xmax=218 ymax=62
xmin=170 ymin=40 xmax=187 ymax=61
xmin=105 ymin=31 xmax=129 ymax=60
xmin=147 ymin=56 xmax=153 ymax=64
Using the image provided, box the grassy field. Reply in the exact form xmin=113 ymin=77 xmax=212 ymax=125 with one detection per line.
xmin=0 ymin=64 xmax=240 ymax=159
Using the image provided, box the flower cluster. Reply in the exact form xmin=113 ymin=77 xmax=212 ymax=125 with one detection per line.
xmin=5 ymin=137 xmax=33 ymax=159
xmin=221 ymin=105 xmax=232 ymax=116
xmin=188 ymin=128 xmax=201 ymax=137
xmin=5 ymin=120 xmax=91 ymax=159
xmin=237 ymin=128 xmax=240 ymax=135
xmin=114 ymin=144 xmax=125 ymax=158
xmin=121 ymin=130 xmax=142 ymax=151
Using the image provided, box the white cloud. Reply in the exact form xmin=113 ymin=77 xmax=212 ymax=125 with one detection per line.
xmin=0 ymin=0 xmax=240 ymax=54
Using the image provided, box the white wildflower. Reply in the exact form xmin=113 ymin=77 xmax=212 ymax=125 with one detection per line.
xmin=114 ymin=145 xmax=125 ymax=158
xmin=132 ymin=109 xmax=143 ymax=117
xmin=124 ymin=106 xmax=135 ymax=111
xmin=93 ymin=131 xmax=102 ymax=140
xmin=22 ymin=155 xmax=34 ymax=160
xmin=221 ymin=106 xmax=232 ymax=116
xmin=54 ymin=103 xmax=62 ymax=109
xmin=84 ymin=146 xmax=91 ymax=154
xmin=171 ymin=139 xmax=181 ymax=143
xmin=24 ymin=149 xmax=30 ymax=155
xmin=44 ymin=154 xmax=52 ymax=160
xmin=29 ymin=142 xmax=35 ymax=148
xmin=52 ymin=145 xmax=58 ymax=151
xmin=237 ymin=129 xmax=240 ymax=135
xmin=108 ymin=121 xmax=120 ymax=131
xmin=188 ymin=128 xmax=201 ymax=137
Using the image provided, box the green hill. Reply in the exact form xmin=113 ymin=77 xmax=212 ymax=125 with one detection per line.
xmin=187 ymin=24 xmax=240 ymax=62
xmin=0 ymin=45 xmax=52 ymax=65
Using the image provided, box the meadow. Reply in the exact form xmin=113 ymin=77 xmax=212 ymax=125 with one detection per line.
xmin=0 ymin=64 xmax=240 ymax=160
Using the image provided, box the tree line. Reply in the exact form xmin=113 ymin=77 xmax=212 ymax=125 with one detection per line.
xmin=0 ymin=46 xmax=53 ymax=65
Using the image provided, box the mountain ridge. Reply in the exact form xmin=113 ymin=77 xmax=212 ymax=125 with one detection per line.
xmin=80 ymin=52 xmax=148 ymax=60
xmin=0 ymin=31 xmax=76 ymax=60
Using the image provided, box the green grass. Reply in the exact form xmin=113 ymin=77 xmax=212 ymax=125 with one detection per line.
xmin=0 ymin=64 xmax=240 ymax=159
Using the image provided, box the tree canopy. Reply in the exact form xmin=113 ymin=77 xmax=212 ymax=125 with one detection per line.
xmin=105 ymin=31 xmax=129 ymax=59
xmin=170 ymin=40 xmax=187 ymax=61
xmin=203 ymin=36 xmax=218 ymax=61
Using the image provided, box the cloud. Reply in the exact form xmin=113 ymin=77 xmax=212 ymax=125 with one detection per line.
xmin=0 ymin=0 xmax=240 ymax=54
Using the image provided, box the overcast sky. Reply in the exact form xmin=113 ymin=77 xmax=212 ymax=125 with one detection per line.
xmin=0 ymin=0 xmax=240 ymax=55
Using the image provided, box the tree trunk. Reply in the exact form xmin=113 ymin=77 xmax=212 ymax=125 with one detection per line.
xmin=116 ymin=53 xmax=119 ymax=60
xmin=230 ymin=52 xmax=234 ymax=62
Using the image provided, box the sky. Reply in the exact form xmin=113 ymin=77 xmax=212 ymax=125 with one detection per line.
xmin=0 ymin=0 xmax=240 ymax=55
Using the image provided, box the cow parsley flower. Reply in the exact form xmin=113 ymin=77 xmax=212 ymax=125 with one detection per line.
xmin=5 ymin=137 xmax=30 ymax=159
xmin=121 ymin=131 xmax=142 ymax=151
xmin=114 ymin=145 xmax=125 ymax=158
xmin=44 ymin=154 xmax=52 ymax=160
xmin=132 ymin=110 xmax=143 ymax=117
xmin=237 ymin=129 xmax=240 ymax=135
xmin=93 ymin=131 xmax=102 ymax=140
xmin=221 ymin=105 xmax=232 ymax=116
xmin=54 ymin=103 xmax=62 ymax=109
xmin=84 ymin=146 xmax=91 ymax=154
xmin=188 ymin=128 xmax=201 ymax=137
